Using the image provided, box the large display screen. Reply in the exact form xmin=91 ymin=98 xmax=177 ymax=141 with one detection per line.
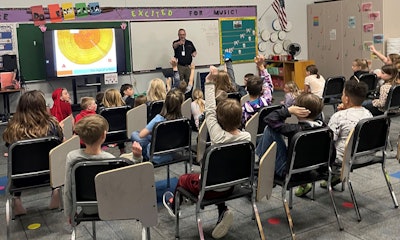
xmin=44 ymin=28 xmax=126 ymax=78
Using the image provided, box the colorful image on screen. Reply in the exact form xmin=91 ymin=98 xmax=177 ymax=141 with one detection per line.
xmin=53 ymin=28 xmax=117 ymax=77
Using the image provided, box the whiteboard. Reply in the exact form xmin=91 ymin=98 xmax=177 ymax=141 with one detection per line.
xmin=130 ymin=20 xmax=220 ymax=72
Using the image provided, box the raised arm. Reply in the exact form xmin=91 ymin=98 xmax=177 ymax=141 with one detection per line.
xmin=187 ymin=63 xmax=195 ymax=92
xmin=370 ymin=45 xmax=392 ymax=65
xmin=170 ymin=57 xmax=180 ymax=89
xmin=255 ymin=55 xmax=273 ymax=103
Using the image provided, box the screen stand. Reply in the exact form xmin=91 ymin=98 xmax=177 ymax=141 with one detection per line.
xmin=72 ymin=76 xmax=102 ymax=104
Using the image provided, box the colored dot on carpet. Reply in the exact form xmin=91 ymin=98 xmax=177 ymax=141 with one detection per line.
xmin=268 ymin=218 xmax=281 ymax=225
xmin=27 ymin=223 xmax=41 ymax=230
xmin=342 ymin=202 xmax=354 ymax=208
xmin=0 ymin=186 xmax=5 ymax=190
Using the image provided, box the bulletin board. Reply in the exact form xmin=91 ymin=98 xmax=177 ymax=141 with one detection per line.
xmin=16 ymin=22 xmax=131 ymax=81
xmin=130 ymin=20 xmax=220 ymax=72
xmin=219 ymin=17 xmax=258 ymax=63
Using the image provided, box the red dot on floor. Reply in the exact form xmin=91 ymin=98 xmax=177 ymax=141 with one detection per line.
xmin=0 ymin=186 xmax=4 ymax=190
xmin=342 ymin=202 xmax=354 ymax=208
xmin=268 ymin=218 xmax=281 ymax=225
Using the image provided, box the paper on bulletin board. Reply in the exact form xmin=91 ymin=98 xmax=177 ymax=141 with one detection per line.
xmin=363 ymin=23 xmax=374 ymax=33
xmin=363 ymin=41 xmax=373 ymax=51
xmin=0 ymin=24 xmax=18 ymax=56
xmin=373 ymin=34 xmax=383 ymax=44
xmin=348 ymin=16 xmax=356 ymax=29
xmin=104 ymin=73 xmax=118 ymax=84
xmin=369 ymin=11 xmax=380 ymax=21
xmin=329 ymin=29 xmax=336 ymax=40
xmin=361 ymin=2 xmax=372 ymax=12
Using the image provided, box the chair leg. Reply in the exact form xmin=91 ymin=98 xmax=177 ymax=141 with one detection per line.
xmin=252 ymin=201 xmax=266 ymax=240
xmin=387 ymin=135 xmax=393 ymax=151
xmin=283 ymin=199 xmax=296 ymax=240
xmin=381 ymin=165 xmax=399 ymax=208
xmin=59 ymin=186 xmax=64 ymax=210
xmin=195 ymin=204 xmax=205 ymax=240
xmin=289 ymin=188 xmax=293 ymax=209
xmin=347 ymin=180 xmax=361 ymax=221
xmin=175 ymin=192 xmax=181 ymax=239
xmin=167 ymin=165 xmax=170 ymax=189
xmin=311 ymin=182 xmax=316 ymax=201
xmin=328 ymin=177 xmax=344 ymax=230
xmin=6 ymin=196 xmax=11 ymax=240
xmin=142 ymin=227 xmax=151 ymax=240
xmin=92 ymin=221 xmax=96 ymax=240
xmin=71 ymin=227 xmax=76 ymax=240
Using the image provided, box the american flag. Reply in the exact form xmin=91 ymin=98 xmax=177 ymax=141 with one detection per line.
xmin=272 ymin=0 xmax=287 ymax=30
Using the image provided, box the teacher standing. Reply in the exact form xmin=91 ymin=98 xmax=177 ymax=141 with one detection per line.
xmin=172 ymin=29 xmax=197 ymax=82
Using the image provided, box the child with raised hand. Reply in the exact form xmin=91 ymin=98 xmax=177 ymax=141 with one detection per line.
xmin=120 ymin=83 xmax=135 ymax=108
xmin=242 ymin=55 xmax=274 ymax=126
xmin=281 ymin=81 xmax=300 ymax=107
xmin=362 ymin=64 xmax=398 ymax=116
xmin=370 ymin=45 xmax=400 ymax=65
xmin=50 ymin=88 xmax=72 ymax=122
xmin=63 ymin=115 xmax=142 ymax=225
xmin=130 ymin=88 xmax=184 ymax=163
xmin=163 ymin=66 xmax=250 ymax=239
xmin=320 ymin=79 xmax=372 ymax=188
xmin=304 ymin=65 xmax=326 ymax=98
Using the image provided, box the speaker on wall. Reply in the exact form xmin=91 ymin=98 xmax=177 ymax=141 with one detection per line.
xmin=2 ymin=54 xmax=17 ymax=71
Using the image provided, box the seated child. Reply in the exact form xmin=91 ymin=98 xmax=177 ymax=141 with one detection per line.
xmin=191 ymin=88 xmax=205 ymax=130
xmin=63 ymin=115 xmax=142 ymax=224
xmin=320 ymin=79 xmax=372 ymax=188
xmin=281 ymin=81 xmax=300 ymax=107
xmin=120 ymin=83 xmax=135 ymax=108
xmin=50 ymin=88 xmax=72 ymax=122
xmin=304 ymin=65 xmax=326 ymax=98
xmin=255 ymin=93 xmax=325 ymax=197
xmin=131 ymin=89 xmax=184 ymax=163
xmin=241 ymin=55 xmax=274 ymax=126
xmin=163 ymin=66 xmax=251 ymax=239
xmin=134 ymin=94 xmax=147 ymax=108
xmin=74 ymin=97 xmax=97 ymax=123
xmin=350 ymin=58 xmax=370 ymax=81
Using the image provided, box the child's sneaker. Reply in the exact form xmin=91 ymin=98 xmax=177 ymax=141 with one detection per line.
xmin=162 ymin=191 xmax=176 ymax=217
xmin=212 ymin=209 xmax=233 ymax=239
xmin=320 ymin=176 xmax=341 ymax=189
xmin=295 ymin=183 xmax=312 ymax=197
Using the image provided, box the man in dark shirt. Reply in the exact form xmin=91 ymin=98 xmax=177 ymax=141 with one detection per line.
xmin=172 ymin=29 xmax=197 ymax=82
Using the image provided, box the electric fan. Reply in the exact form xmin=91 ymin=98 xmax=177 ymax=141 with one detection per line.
xmin=287 ymin=43 xmax=301 ymax=61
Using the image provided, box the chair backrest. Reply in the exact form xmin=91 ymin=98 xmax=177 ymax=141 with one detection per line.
xmin=384 ymin=84 xmax=400 ymax=113
xmin=49 ymin=135 xmax=80 ymax=188
xmin=196 ymin=71 xmax=208 ymax=94
xmin=240 ymin=93 xmax=250 ymax=106
xmin=227 ymin=92 xmax=241 ymax=102
xmin=340 ymin=128 xmax=355 ymax=183
xmin=359 ymin=73 xmax=377 ymax=94
xmin=60 ymin=115 xmax=73 ymax=140
xmin=147 ymin=100 xmax=164 ymax=123
xmin=257 ymin=141 xmax=277 ymax=201
xmin=196 ymin=120 xmax=209 ymax=163
xmin=285 ymin=128 xmax=333 ymax=181
xmin=100 ymin=106 xmax=130 ymax=144
xmin=95 ymin=162 xmax=158 ymax=227
xmin=8 ymin=136 xmax=62 ymax=192
xmin=126 ymin=103 xmax=147 ymax=138
xmin=257 ymin=105 xmax=282 ymax=134
xmin=322 ymin=76 xmax=345 ymax=99
xmin=181 ymin=98 xmax=192 ymax=119
xmin=245 ymin=112 xmax=260 ymax=147
xmin=200 ymin=141 xmax=254 ymax=192
xmin=149 ymin=118 xmax=192 ymax=161
xmin=351 ymin=115 xmax=389 ymax=160
xmin=71 ymin=158 xmax=131 ymax=204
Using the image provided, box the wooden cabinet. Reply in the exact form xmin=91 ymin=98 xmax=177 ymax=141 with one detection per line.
xmin=265 ymin=60 xmax=315 ymax=90
xmin=307 ymin=0 xmax=400 ymax=78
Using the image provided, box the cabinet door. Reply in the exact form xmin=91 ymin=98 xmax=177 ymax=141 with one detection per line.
xmin=342 ymin=0 xmax=362 ymax=79
xmin=307 ymin=4 xmax=325 ymax=71
xmin=322 ymin=1 xmax=343 ymax=78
